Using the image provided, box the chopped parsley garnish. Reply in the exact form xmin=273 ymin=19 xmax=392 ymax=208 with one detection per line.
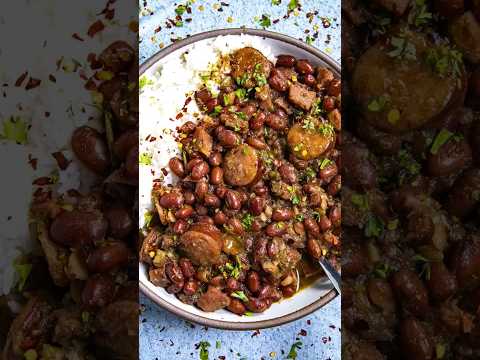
xmin=222 ymin=255 xmax=243 ymax=279
xmin=312 ymin=211 xmax=321 ymax=221
xmin=317 ymin=122 xmax=334 ymax=136
xmin=259 ymin=14 xmax=271 ymax=28
xmin=210 ymin=105 xmax=223 ymax=117
xmin=364 ymin=215 xmax=384 ymax=238
xmin=319 ymin=158 xmax=332 ymax=170
xmin=235 ymin=73 xmax=249 ymax=86
xmin=397 ymin=149 xmax=421 ymax=178
xmin=436 ymin=343 xmax=446 ymax=359
xmin=175 ymin=5 xmax=186 ymax=15
xmin=234 ymin=88 xmax=247 ymax=100
xmin=241 ymin=213 xmax=255 ymax=230
xmin=305 ymin=35 xmax=314 ymax=45
xmin=288 ymin=0 xmax=299 ymax=11
xmin=223 ymin=94 xmax=232 ymax=106
xmin=387 ymin=109 xmax=400 ymax=124
xmin=291 ymin=195 xmax=301 ymax=205
xmin=14 ymin=262 xmax=32 ymax=291
xmin=175 ymin=20 xmax=184 ymax=27
xmin=350 ymin=193 xmax=369 ymax=211
xmin=295 ymin=214 xmax=304 ymax=222
xmin=304 ymin=167 xmax=316 ymax=180
xmin=311 ymin=99 xmax=324 ymax=116
xmin=287 ymin=341 xmax=303 ymax=359
xmin=387 ymin=219 xmax=399 ymax=230
xmin=139 ymin=75 xmax=153 ymax=90
xmin=387 ymin=36 xmax=416 ymax=60
xmin=244 ymin=311 xmax=253 ymax=316
xmin=375 ymin=263 xmax=392 ymax=279
xmin=144 ymin=211 xmax=154 ymax=228
xmin=231 ymin=290 xmax=249 ymax=302
xmin=139 ymin=152 xmax=153 ymax=166
xmin=426 ymin=46 xmax=463 ymax=79
xmin=408 ymin=0 xmax=432 ymax=27
xmin=272 ymin=0 xmax=281 ymax=4
xmin=235 ymin=111 xmax=247 ymax=120
xmin=413 ymin=254 xmax=431 ymax=280
xmin=368 ymin=96 xmax=388 ymax=112
xmin=302 ymin=117 xmax=315 ymax=131
xmin=215 ymin=341 xmax=221 ymax=349
xmin=1 ymin=116 xmax=28 ymax=144
xmin=430 ymin=129 xmax=453 ymax=154
xmin=198 ymin=341 xmax=210 ymax=360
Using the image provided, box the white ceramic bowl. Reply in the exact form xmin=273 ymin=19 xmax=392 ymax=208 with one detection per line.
xmin=139 ymin=28 xmax=339 ymax=330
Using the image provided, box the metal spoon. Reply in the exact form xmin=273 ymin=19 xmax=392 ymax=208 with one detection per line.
xmin=318 ymin=258 xmax=341 ymax=295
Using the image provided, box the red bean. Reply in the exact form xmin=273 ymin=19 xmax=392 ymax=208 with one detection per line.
xmin=246 ymin=298 xmax=269 ymax=313
xmin=282 ymin=285 xmax=296 ymax=297
xmin=319 ymin=162 xmax=338 ymax=181
xmin=183 ymin=279 xmax=199 ymax=295
xmin=296 ymin=59 xmax=314 ymax=75
xmin=184 ymin=191 xmax=195 ymax=205
xmin=71 ymin=126 xmax=110 ymax=175
xmin=265 ymin=222 xmax=287 ymax=237
xmin=187 ymin=158 xmax=203 ymax=172
xmin=267 ymin=240 xmax=279 ymax=257
xmin=197 ymin=215 xmax=214 ymax=224
xmin=227 ymin=299 xmax=246 ymax=315
xmin=327 ymin=79 xmax=341 ymax=97
xmin=217 ymin=129 xmax=239 ymax=147
xmin=250 ymin=196 xmax=265 ymax=215
xmin=329 ymin=205 xmax=341 ymax=227
xmin=215 ymin=185 xmax=228 ymax=199
xmin=226 ymin=278 xmax=240 ymax=292
xmin=179 ymin=258 xmax=195 ymax=278
xmin=159 ymin=192 xmax=184 ymax=209
xmin=104 ymin=206 xmax=133 ymax=239
xmin=226 ymin=190 xmax=242 ymax=210
xmin=169 ymin=157 xmax=185 ymax=177
xmin=247 ymin=271 xmax=261 ymax=293
xmin=250 ymin=112 xmax=266 ymax=130
xmin=210 ymin=166 xmax=224 ymax=185
xmin=307 ymin=239 xmax=321 ymax=259
xmin=272 ymin=208 xmax=293 ymax=221
xmin=318 ymin=216 xmax=332 ymax=231
xmin=228 ymin=217 xmax=244 ymax=235
xmin=175 ymin=205 xmax=194 ymax=219
xmin=276 ymin=55 xmax=296 ymax=68
xmin=214 ymin=211 xmax=228 ymax=225
xmin=268 ymin=68 xmax=288 ymax=92
xmin=195 ymin=180 xmax=209 ymax=200
xmin=87 ymin=242 xmax=129 ymax=273
xmin=205 ymin=98 xmax=219 ymax=113
xmin=204 ymin=194 xmax=221 ymax=208
xmin=278 ymin=163 xmax=297 ymax=184
xmin=327 ymin=175 xmax=341 ymax=196
xmin=304 ymin=217 xmax=320 ymax=237
xmin=191 ymin=161 xmax=210 ymax=180
xmin=82 ymin=274 xmax=115 ymax=308
xmin=173 ymin=219 xmax=188 ymax=234
xmin=323 ymin=96 xmax=335 ymax=112
xmin=302 ymin=74 xmax=316 ymax=87
xmin=246 ymin=136 xmax=268 ymax=150
xmin=208 ymin=152 xmax=222 ymax=166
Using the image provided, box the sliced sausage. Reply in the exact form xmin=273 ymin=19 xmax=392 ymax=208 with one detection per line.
xmin=223 ymin=144 xmax=258 ymax=186
xmin=197 ymin=286 xmax=231 ymax=312
xmin=288 ymin=83 xmax=317 ymax=111
xmin=230 ymin=47 xmax=272 ymax=88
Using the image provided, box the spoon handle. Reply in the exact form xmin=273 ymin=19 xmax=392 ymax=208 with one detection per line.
xmin=318 ymin=258 xmax=341 ymax=295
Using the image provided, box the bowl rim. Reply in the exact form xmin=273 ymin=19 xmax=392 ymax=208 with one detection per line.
xmin=139 ymin=27 xmax=340 ymax=330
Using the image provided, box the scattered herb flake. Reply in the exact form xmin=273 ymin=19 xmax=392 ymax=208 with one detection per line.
xmin=430 ymin=129 xmax=453 ymax=154
xmin=198 ymin=341 xmax=210 ymax=360
xmin=14 ymin=263 xmax=32 ymax=291
xmin=287 ymin=341 xmax=303 ymax=359
xmin=231 ymin=291 xmax=249 ymax=302
xmin=139 ymin=152 xmax=153 ymax=165
xmin=259 ymin=15 xmax=271 ymax=28
xmin=1 ymin=116 xmax=28 ymax=144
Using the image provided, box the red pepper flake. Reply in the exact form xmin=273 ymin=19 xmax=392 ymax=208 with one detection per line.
xmin=149 ymin=136 xmax=157 ymax=142
xmin=49 ymin=74 xmax=57 ymax=83
xmin=329 ymin=324 xmax=336 ymax=329
xmin=175 ymin=112 xmax=184 ymax=120
xmin=33 ymin=188 xmax=51 ymax=202
xmin=33 ymin=177 xmax=52 ymax=186
xmin=45 ymin=112 xmax=50 ymax=117
xmin=28 ymin=154 xmax=38 ymax=170
xmin=184 ymin=97 xmax=192 ymax=108
xmin=273 ymin=19 xmax=280 ymax=24
xmin=154 ymin=26 xmax=162 ymax=33
xmin=72 ymin=33 xmax=84 ymax=41
xmin=52 ymin=151 xmax=71 ymax=170
xmin=15 ymin=72 xmax=28 ymax=87
xmin=299 ymin=329 xmax=307 ymax=336
xmin=251 ymin=329 xmax=260 ymax=338
xmin=87 ymin=20 xmax=105 ymax=38
xmin=307 ymin=320 xmax=311 ymax=325
xmin=25 ymin=77 xmax=41 ymax=90
xmin=161 ymin=168 xmax=168 ymax=176
xmin=105 ymin=8 xmax=115 ymax=20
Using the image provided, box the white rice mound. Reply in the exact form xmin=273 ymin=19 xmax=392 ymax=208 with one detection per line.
xmin=139 ymin=35 xmax=276 ymax=228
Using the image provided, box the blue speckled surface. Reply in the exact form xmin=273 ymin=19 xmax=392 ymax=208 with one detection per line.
xmin=139 ymin=1 xmax=341 ymax=359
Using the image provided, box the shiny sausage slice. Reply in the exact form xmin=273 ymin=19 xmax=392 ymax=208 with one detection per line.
xmin=223 ymin=144 xmax=258 ymax=186
xmin=180 ymin=224 xmax=223 ymax=266
xmin=230 ymin=47 xmax=273 ymax=89
xmin=287 ymin=122 xmax=334 ymax=160
xmin=352 ymin=29 xmax=466 ymax=133
xmin=449 ymin=11 xmax=480 ymax=64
